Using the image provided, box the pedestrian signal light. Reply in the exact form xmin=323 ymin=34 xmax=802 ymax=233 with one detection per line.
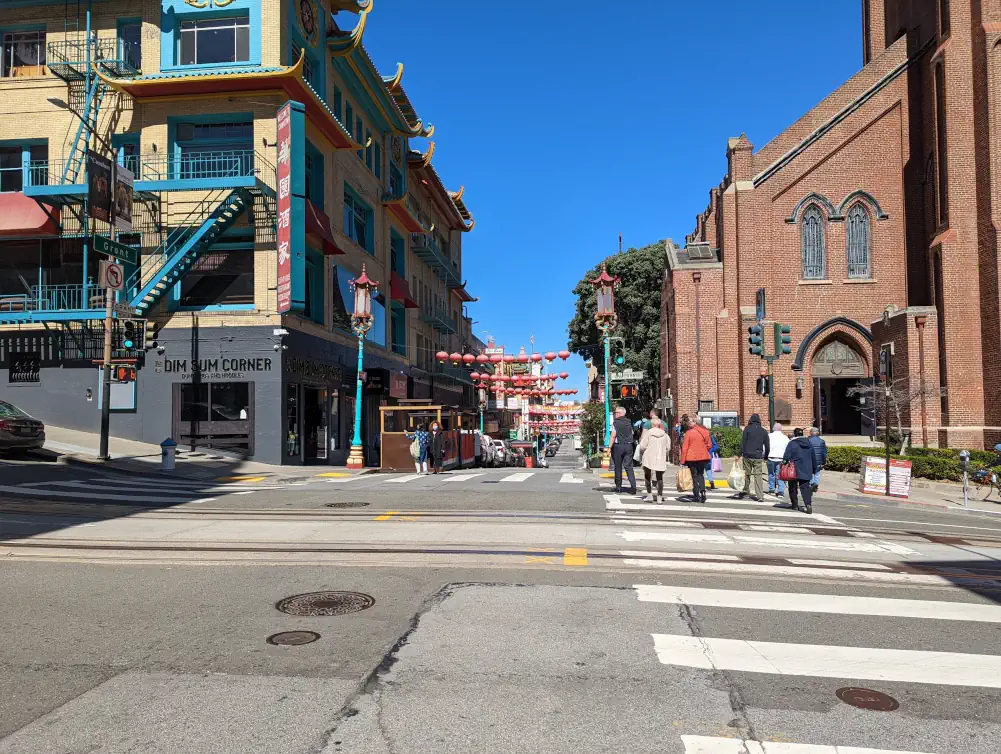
xmin=747 ymin=325 xmax=764 ymax=356
xmin=756 ymin=375 xmax=770 ymax=396
xmin=619 ymin=384 xmax=638 ymax=399
xmin=114 ymin=365 xmax=136 ymax=383
xmin=775 ymin=323 xmax=792 ymax=355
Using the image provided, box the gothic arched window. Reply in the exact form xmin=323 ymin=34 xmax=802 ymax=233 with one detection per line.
xmin=801 ymin=204 xmax=826 ymax=280
xmin=845 ymin=204 xmax=871 ymax=278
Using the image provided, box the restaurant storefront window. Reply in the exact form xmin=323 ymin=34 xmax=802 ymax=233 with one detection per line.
xmin=286 ymin=383 xmax=300 ymax=458
xmin=173 ymin=381 xmax=253 ymax=454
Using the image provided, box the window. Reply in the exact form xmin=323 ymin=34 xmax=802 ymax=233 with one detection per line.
xmin=174 ymin=381 xmax=254 ymax=454
xmin=845 ymin=204 xmax=871 ymax=278
xmin=304 ymin=248 xmax=324 ymax=325
xmin=290 ymin=41 xmax=317 ymax=91
xmin=179 ymin=249 xmax=254 ymax=308
xmin=2 ymin=30 xmax=46 ymax=78
xmin=174 ymin=120 xmax=253 ymax=179
xmin=390 ymin=231 xmax=405 ymax=276
xmin=114 ymin=134 xmax=140 ymax=176
xmin=118 ymin=21 xmax=141 ymax=71
xmin=356 ymin=116 xmax=363 ymax=160
xmin=333 ymin=86 xmax=342 ymax=122
xmin=304 ymin=141 xmax=323 ymax=205
xmin=343 ymin=185 xmax=372 ymax=252
xmin=374 ymin=142 xmax=382 ymax=179
xmin=179 ymin=17 xmax=249 ymax=66
xmin=801 ymin=204 xmax=826 ymax=280
xmin=331 ymin=264 xmax=352 ymax=331
xmin=391 ymin=303 xmax=406 ymax=356
xmin=389 ymin=164 xmax=403 ymax=196
xmin=935 ymin=62 xmax=949 ymax=226
xmin=0 ymin=143 xmax=46 ymax=192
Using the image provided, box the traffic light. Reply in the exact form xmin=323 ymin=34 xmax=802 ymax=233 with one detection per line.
xmin=747 ymin=324 xmax=764 ymax=356
xmin=611 ymin=337 xmax=625 ymax=366
xmin=114 ymin=365 xmax=136 ymax=383
xmin=774 ymin=323 xmax=792 ymax=355
xmin=756 ymin=375 xmax=770 ymax=396
xmin=619 ymin=384 xmax=638 ymax=399
xmin=123 ymin=320 xmax=137 ymax=350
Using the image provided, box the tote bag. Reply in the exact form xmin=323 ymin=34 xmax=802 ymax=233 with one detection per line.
xmin=779 ymin=462 xmax=798 ymax=482
xmin=409 ymin=438 xmax=421 ymax=459
xmin=676 ymin=466 xmax=693 ymax=492
xmin=711 ymin=455 xmax=723 ymax=474
xmin=727 ymin=459 xmax=745 ymax=490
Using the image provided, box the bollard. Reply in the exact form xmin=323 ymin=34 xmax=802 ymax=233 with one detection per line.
xmin=959 ymin=450 xmax=970 ymax=509
xmin=160 ymin=438 xmax=177 ymax=472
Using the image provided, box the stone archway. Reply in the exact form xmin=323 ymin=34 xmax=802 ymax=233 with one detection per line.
xmin=810 ymin=339 xmax=872 ymax=436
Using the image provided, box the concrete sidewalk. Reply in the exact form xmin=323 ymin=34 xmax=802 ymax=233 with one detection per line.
xmin=38 ymin=425 xmax=374 ymax=482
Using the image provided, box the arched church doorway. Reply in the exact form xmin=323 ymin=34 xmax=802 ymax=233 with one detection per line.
xmin=811 ymin=339 xmax=873 ymax=437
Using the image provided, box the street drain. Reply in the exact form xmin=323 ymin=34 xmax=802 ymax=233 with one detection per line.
xmin=267 ymin=631 xmax=320 ymax=646
xmin=276 ymin=591 xmax=375 ymax=616
xmin=325 ymin=502 xmax=370 ymax=508
xmin=836 ymin=687 xmax=899 ymax=711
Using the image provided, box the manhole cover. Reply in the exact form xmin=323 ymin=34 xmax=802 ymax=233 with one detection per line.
xmin=836 ymin=687 xmax=899 ymax=711
xmin=276 ymin=591 xmax=375 ymax=616
xmin=324 ymin=502 xmax=369 ymax=508
xmin=267 ymin=631 xmax=320 ymax=646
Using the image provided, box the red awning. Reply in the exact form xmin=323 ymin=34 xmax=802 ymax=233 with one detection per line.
xmin=451 ymin=284 xmax=476 ymax=303
xmin=0 ymin=193 xmax=59 ymax=237
xmin=305 ymin=200 xmax=344 ymax=255
xmin=390 ymin=271 xmax=419 ymax=308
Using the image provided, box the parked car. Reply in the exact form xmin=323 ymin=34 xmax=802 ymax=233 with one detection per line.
xmin=545 ymin=445 xmax=557 ymax=458
xmin=0 ymin=400 xmax=45 ymax=452
xmin=491 ymin=439 xmax=508 ymax=467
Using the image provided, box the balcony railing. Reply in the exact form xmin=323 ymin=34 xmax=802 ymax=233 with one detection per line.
xmin=140 ymin=150 xmax=255 ymax=182
xmin=47 ymin=38 xmax=140 ymax=79
xmin=0 ymin=284 xmax=104 ymax=316
xmin=419 ymin=306 xmax=457 ymax=335
xmin=411 ymin=233 xmax=460 ymax=288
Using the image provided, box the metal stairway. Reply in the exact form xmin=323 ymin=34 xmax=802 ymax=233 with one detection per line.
xmin=63 ymin=77 xmax=108 ymax=184
xmin=127 ymin=188 xmax=252 ymax=315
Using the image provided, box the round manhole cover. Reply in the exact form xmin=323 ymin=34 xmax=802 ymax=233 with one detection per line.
xmin=836 ymin=687 xmax=899 ymax=711
xmin=266 ymin=631 xmax=320 ymax=646
xmin=324 ymin=502 xmax=369 ymax=508
xmin=276 ymin=591 xmax=375 ymax=617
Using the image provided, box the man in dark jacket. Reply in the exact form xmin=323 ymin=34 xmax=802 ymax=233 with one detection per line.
xmin=733 ymin=413 xmax=769 ymax=502
xmin=808 ymin=427 xmax=827 ymax=492
xmin=783 ymin=428 xmax=819 ymax=514
xmin=609 ymin=406 xmax=637 ymax=495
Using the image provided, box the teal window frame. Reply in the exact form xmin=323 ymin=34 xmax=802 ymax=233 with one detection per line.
xmin=343 ymin=183 xmax=373 ymax=254
xmin=117 ymin=18 xmax=142 ymax=71
xmin=365 ymin=129 xmax=373 ymax=170
xmin=304 ymin=140 xmax=324 ymax=206
xmin=0 ymin=138 xmax=46 ymax=192
xmin=169 ymin=113 xmax=254 ymax=180
xmin=355 ymin=116 xmax=363 ymax=160
xmin=391 ymin=302 xmax=406 ymax=356
xmin=112 ymin=133 xmax=140 ymax=176
xmin=304 ymin=247 xmax=325 ymax=325
xmin=160 ymin=0 xmax=261 ymax=72
xmin=345 ymin=103 xmax=354 ymax=137
xmin=390 ymin=229 xmax=405 ymax=277
xmin=374 ymin=142 xmax=382 ymax=180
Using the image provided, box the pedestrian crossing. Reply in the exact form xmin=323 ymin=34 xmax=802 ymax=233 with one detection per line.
xmin=328 ymin=470 xmax=588 ymax=486
xmin=0 ymin=475 xmax=293 ymax=505
xmin=635 ymin=579 xmax=1001 ymax=752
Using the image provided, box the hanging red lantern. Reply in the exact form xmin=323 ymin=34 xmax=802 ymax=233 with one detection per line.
xmin=449 ymin=352 xmax=462 ymax=365
xmin=558 ymin=350 xmax=570 ymax=361
xmin=463 ymin=353 xmax=475 ymax=366
xmin=477 ymin=354 xmax=490 ymax=365
xmin=544 ymin=351 xmax=557 ymax=362
xmin=559 ymin=372 xmax=569 ymax=380
xmin=470 ymin=371 xmax=481 ymax=380
xmin=489 ymin=354 xmax=503 ymax=364
xmin=436 ymin=351 xmax=448 ymax=363
xmin=517 ymin=354 xmax=529 ymax=363
xmin=530 ymin=354 xmax=542 ymax=363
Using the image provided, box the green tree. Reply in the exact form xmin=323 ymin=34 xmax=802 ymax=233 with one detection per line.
xmin=579 ymin=401 xmax=606 ymax=453
xmin=567 ymin=241 xmax=663 ymax=415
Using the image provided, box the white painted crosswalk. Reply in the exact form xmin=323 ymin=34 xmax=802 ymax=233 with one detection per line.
xmin=559 ymin=473 xmax=583 ymax=484
xmin=681 ymin=737 xmax=937 ymax=754
xmin=500 ymin=472 xmax=534 ymax=483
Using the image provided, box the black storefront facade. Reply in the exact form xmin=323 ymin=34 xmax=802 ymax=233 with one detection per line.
xmin=0 ymin=324 xmax=409 ymax=467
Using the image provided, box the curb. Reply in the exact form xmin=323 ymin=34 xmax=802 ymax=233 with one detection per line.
xmin=834 ymin=490 xmax=1001 ymax=519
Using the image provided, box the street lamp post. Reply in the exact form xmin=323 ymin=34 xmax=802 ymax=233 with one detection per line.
xmin=478 ymin=382 xmax=486 ymax=433
xmin=347 ymin=265 xmax=378 ymax=469
xmin=590 ymin=264 xmax=620 ymax=448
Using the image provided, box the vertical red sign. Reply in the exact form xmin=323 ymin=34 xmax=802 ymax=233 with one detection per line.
xmin=276 ymin=103 xmax=292 ymax=313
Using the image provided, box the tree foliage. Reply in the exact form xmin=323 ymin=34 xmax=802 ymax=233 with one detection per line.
xmin=567 ymin=241 xmax=663 ymax=414
xmin=579 ymin=401 xmax=606 ymax=453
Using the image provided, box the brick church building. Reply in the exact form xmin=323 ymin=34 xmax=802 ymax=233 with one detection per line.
xmin=661 ymin=1 xmax=1000 ymax=449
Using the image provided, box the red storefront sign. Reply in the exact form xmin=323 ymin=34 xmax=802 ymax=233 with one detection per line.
xmin=389 ymin=372 xmax=408 ymax=399
xmin=276 ymin=103 xmax=292 ymax=313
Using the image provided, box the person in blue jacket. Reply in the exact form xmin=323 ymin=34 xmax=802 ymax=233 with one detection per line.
xmin=782 ymin=427 xmax=819 ymax=514
xmin=808 ymin=427 xmax=828 ymax=492
xmin=405 ymin=424 xmax=431 ymax=475
xmin=706 ymin=431 xmax=720 ymax=490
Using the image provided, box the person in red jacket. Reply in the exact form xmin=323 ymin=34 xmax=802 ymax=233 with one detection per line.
xmin=680 ymin=415 xmax=713 ymax=503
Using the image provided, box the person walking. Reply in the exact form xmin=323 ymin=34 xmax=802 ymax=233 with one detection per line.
xmin=732 ymin=413 xmax=769 ymax=502
xmin=767 ymin=422 xmax=790 ymax=498
xmin=782 ymin=427 xmax=819 ymax=514
xmin=706 ymin=430 xmax=720 ymax=490
xmin=429 ymin=421 xmax=446 ymax=474
xmin=639 ymin=417 xmax=670 ymax=502
xmin=405 ymin=424 xmax=430 ymax=474
xmin=609 ymin=406 xmax=637 ymax=495
xmin=680 ymin=414 xmax=713 ymax=504
xmin=808 ymin=427 xmax=828 ymax=492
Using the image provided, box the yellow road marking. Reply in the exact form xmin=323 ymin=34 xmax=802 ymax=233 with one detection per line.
xmin=599 ymin=473 xmax=614 ymax=479
xmin=375 ymin=511 xmax=420 ymax=521
xmin=316 ymin=472 xmax=352 ymax=478
xmin=563 ymin=547 xmax=588 ymax=567
xmin=215 ymin=475 xmax=267 ymax=483
xmin=525 ymin=556 xmax=556 ymax=565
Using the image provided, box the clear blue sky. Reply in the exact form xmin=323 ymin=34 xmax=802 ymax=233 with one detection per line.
xmin=358 ymin=0 xmax=864 ymax=397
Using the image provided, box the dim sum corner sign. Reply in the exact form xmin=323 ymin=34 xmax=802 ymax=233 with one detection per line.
xmin=156 ymin=358 xmax=274 ymax=380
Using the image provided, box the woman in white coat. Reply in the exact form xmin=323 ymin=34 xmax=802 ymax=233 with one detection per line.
xmin=639 ymin=417 xmax=671 ymax=502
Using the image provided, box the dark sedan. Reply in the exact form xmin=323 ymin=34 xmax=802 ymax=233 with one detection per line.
xmin=0 ymin=401 xmax=45 ymax=452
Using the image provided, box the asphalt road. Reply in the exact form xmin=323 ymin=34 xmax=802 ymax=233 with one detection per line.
xmin=3 ymin=456 xmax=1001 ymax=752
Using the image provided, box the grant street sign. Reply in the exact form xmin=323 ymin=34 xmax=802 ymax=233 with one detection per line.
xmin=610 ymin=369 xmax=645 ymax=382
xmin=93 ymin=234 xmax=137 ymax=265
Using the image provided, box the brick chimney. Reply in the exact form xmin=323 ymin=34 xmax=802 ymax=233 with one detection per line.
xmin=726 ymin=134 xmax=754 ymax=184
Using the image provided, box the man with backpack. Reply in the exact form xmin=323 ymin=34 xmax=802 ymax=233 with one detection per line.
xmin=732 ymin=413 xmax=769 ymax=503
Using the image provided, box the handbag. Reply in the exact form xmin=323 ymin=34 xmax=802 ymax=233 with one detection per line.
xmin=409 ymin=438 xmax=421 ymax=459
xmin=633 ymin=445 xmax=642 ymax=463
xmin=728 ymin=459 xmax=745 ymax=490
xmin=676 ymin=466 xmax=693 ymax=492
xmin=779 ymin=461 xmax=797 ymax=482
xmin=711 ymin=455 xmax=723 ymax=474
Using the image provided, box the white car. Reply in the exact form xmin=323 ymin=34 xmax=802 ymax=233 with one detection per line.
xmin=491 ymin=439 xmax=508 ymax=467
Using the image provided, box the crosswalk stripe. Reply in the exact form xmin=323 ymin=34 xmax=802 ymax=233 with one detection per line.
xmin=616 ymin=530 xmax=908 ymax=553
xmin=0 ymin=484 xmax=211 ymax=505
xmin=441 ymin=473 xmax=483 ymax=483
xmin=385 ymin=474 xmax=421 ymax=484
xmin=500 ymin=473 xmax=534 ymax=482
xmin=612 ymin=519 xmax=704 ymax=528
xmin=635 ymin=585 xmax=1001 ymax=622
xmin=559 ymin=473 xmax=583 ymax=484
xmin=787 ymin=559 xmax=891 ymax=570
xmin=605 ymin=496 xmax=841 ymax=524
xmin=619 ymin=550 xmax=741 ymax=561
xmin=681 ymin=735 xmax=937 ymax=754
xmin=23 ymin=480 xmax=241 ymax=496
xmin=619 ymin=559 xmax=957 ymax=584
xmin=651 ymin=634 xmax=1001 ymax=688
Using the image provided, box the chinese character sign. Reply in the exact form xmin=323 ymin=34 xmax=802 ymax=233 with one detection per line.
xmin=276 ymin=103 xmax=293 ymax=313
